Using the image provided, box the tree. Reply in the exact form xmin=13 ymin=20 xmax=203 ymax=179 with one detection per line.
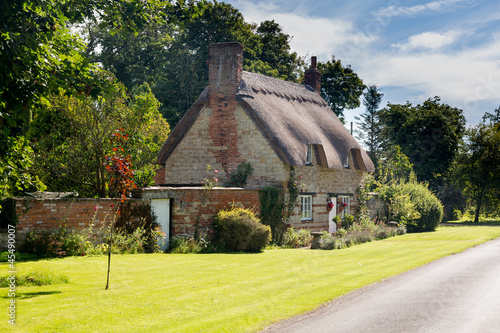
xmin=355 ymin=85 xmax=384 ymax=164
xmin=379 ymin=97 xmax=466 ymax=187
xmin=28 ymin=78 xmax=169 ymax=197
xmin=451 ymin=108 xmax=500 ymax=222
xmin=87 ymin=2 xmax=302 ymax=127
xmin=317 ymin=57 xmax=365 ymax=121
xmin=0 ymin=0 xmax=166 ymax=198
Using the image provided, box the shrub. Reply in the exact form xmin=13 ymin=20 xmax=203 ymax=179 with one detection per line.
xmin=399 ymin=182 xmax=444 ymax=232
xmin=169 ymin=234 xmax=209 ymax=254
xmin=213 ymin=207 xmax=270 ymax=252
xmin=259 ymin=186 xmax=285 ymax=244
xmin=0 ymin=269 xmax=69 ymax=287
xmin=283 ymin=228 xmax=312 ymax=248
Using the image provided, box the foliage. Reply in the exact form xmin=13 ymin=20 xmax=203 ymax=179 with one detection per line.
xmin=355 ymin=85 xmax=384 ymax=164
xmin=398 ymin=182 xmax=443 ymax=232
xmin=317 ymin=57 xmax=365 ymax=121
xmin=319 ymin=222 xmax=406 ymax=250
xmin=213 ymin=207 xmax=271 ymax=252
xmin=379 ymin=183 xmax=421 ymax=226
xmin=223 ymin=161 xmax=253 ymax=187
xmin=282 ymin=228 xmax=312 ymax=248
xmin=104 ymin=129 xmax=137 ymax=202
xmin=379 ymin=97 xmax=466 ymax=187
xmin=450 ymin=108 xmax=500 ymax=222
xmin=259 ymin=186 xmax=285 ymax=244
xmin=114 ymin=200 xmax=163 ymax=253
xmin=0 ymin=136 xmax=46 ymax=198
xmin=169 ymin=234 xmax=209 ymax=254
xmin=0 ymin=0 xmax=164 ymax=186
xmin=0 ymin=269 xmax=69 ymax=287
xmin=27 ymin=81 xmax=168 ymax=197
xmin=436 ymin=183 xmax=467 ymax=222
xmin=88 ymin=1 xmax=302 ymax=127
xmin=0 ymin=198 xmax=18 ymax=228
xmin=377 ymin=146 xmax=414 ymax=184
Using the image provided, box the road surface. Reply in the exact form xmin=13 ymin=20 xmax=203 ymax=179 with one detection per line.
xmin=262 ymin=237 xmax=500 ymax=333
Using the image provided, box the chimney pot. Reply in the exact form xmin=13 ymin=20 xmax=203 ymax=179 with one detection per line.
xmin=304 ymin=56 xmax=321 ymax=94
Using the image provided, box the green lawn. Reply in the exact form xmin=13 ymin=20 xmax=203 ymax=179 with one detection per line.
xmin=3 ymin=226 xmax=500 ymax=332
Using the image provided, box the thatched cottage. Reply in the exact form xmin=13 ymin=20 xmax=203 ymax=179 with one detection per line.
xmin=144 ymin=42 xmax=374 ymax=246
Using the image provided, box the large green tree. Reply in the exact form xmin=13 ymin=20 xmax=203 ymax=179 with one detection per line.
xmin=317 ymin=57 xmax=365 ymax=121
xmin=87 ymin=1 xmax=302 ymax=127
xmin=355 ymin=85 xmax=384 ymax=164
xmin=451 ymin=108 xmax=500 ymax=222
xmin=28 ymin=79 xmax=169 ymax=197
xmin=0 ymin=0 xmax=166 ymax=198
xmin=379 ymin=97 xmax=466 ymax=186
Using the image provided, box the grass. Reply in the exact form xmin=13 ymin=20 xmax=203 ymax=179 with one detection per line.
xmin=2 ymin=226 xmax=500 ymax=332
xmin=443 ymin=219 xmax=500 ymax=226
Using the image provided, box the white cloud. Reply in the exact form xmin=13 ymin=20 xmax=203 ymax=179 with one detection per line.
xmin=374 ymin=0 xmax=465 ymax=18
xmin=392 ymin=30 xmax=461 ymax=51
xmin=359 ymin=37 xmax=500 ymax=122
xmin=231 ymin=0 xmax=376 ymax=59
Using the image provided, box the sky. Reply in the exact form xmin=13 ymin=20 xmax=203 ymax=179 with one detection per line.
xmin=223 ymin=0 xmax=500 ymax=127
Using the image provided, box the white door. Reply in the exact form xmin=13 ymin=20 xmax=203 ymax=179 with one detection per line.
xmin=328 ymin=197 xmax=337 ymax=233
xmin=151 ymin=199 xmax=170 ymax=251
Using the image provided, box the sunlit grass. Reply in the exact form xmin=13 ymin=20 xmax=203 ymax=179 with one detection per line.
xmin=2 ymin=226 xmax=500 ymax=332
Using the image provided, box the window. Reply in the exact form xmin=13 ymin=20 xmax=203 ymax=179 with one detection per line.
xmin=301 ymin=195 xmax=313 ymax=220
xmin=339 ymin=196 xmax=350 ymax=218
xmin=344 ymin=152 xmax=350 ymax=168
xmin=306 ymin=144 xmax=312 ymax=165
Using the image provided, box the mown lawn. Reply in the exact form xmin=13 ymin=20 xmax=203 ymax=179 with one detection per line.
xmin=2 ymin=226 xmax=500 ymax=333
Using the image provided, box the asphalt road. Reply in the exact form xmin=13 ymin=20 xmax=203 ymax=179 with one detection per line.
xmin=262 ymin=237 xmax=500 ymax=333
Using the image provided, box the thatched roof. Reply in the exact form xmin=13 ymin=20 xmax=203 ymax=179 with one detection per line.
xmin=157 ymin=71 xmax=374 ymax=172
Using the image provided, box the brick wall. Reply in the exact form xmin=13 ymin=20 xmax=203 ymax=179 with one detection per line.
xmin=144 ymin=187 xmax=260 ymax=236
xmin=13 ymin=198 xmax=145 ymax=240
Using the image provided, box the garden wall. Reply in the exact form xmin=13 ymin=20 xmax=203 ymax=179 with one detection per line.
xmin=7 ymin=198 xmax=145 ymax=244
xmin=143 ymin=187 xmax=261 ymax=236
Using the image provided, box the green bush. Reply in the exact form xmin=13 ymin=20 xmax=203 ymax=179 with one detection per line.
xmin=213 ymin=207 xmax=270 ymax=252
xmin=399 ymin=182 xmax=444 ymax=232
xmin=283 ymin=228 xmax=312 ymax=248
xmin=169 ymin=234 xmax=209 ymax=254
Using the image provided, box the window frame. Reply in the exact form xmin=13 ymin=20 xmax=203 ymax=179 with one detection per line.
xmin=339 ymin=195 xmax=350 ymax=218
xmin=301 ymin=195 xmax=313 ymax=221
xmin=306 ymin=144 xmax=313 ymax=165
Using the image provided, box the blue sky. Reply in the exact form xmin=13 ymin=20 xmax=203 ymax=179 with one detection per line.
xmin=224 ymin=0 xmax=500 ymax=127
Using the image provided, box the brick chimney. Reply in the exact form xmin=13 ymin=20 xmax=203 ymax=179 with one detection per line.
xmin=207 ymin=42 xmax=244 ymax=176
xmin=304 ymin=56 xmax=321 ymax=94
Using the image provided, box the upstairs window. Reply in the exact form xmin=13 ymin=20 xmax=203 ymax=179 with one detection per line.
xmin=306 ymin=144 xmax=312 ymax=165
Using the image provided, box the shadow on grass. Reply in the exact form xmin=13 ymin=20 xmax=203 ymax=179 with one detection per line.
xmin=0 ymin=291 xmax=62 ymax=300
xmin=441 ymin=221 xmax=500 ymax=226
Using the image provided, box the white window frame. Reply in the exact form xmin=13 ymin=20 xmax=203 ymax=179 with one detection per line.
xmin=301 ymin=195 xmax=313 ymax=220
xmin=339 ymin=196 xmax=350 ymax=218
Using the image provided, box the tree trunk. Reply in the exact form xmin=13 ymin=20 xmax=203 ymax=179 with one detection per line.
xmin=474 ymin=190 xmax=484 ymax=223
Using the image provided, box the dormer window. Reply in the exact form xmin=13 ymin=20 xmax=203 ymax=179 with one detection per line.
xmin=306 ymin=144 xmax=313 ymax=165
xmin=344 ymin=152 xmax=350 ymax=169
